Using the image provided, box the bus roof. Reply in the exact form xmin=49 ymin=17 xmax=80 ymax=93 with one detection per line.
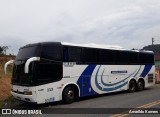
xmin=61 ymin=42 xmax=154 ymax=53
xmin=20 ymin=42 xmax=154 ymax=54
xmin=62 ymin=42 xmax=125 ymax=50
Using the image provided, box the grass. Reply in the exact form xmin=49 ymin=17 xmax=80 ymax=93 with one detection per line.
xmin=0 ymin=63 xmax=13 ymax=108
xmin=0 ymin=56 xmax=15 ymax=108
xmin=0 ymin=96 xmax=13 ymax=108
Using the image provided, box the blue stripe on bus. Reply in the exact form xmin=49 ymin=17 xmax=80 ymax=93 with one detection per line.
xmin=140 ymin=65 xmax=152 ymax=78
xmin=77 ymin=64 xmax=97 ymax=97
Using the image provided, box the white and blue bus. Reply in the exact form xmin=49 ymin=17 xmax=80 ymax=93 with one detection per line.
xmin=5 ymin=42 xmax=155 ymax=104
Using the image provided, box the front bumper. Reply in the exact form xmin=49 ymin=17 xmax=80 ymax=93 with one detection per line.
xmin=11 ymin=91 xmax=37 ymax=103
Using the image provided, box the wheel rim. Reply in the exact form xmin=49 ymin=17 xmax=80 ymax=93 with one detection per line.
xmin=67 ymin=90 xmax=74 ymax=99
xmin=138 ymin=81 xmax=143 ymax=89
xmin=130 ymin=82 xmax=135 ymax=91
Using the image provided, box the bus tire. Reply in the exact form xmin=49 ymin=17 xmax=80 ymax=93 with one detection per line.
xmin=62 ymin=86 xmax=75 ymax=104
xmin=128 ymin=80 xmax=136 ymax=93
xmin=137 ymin=79 xmax=144 ymax=91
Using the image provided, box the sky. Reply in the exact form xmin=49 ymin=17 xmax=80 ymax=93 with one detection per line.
xmin=0 ymin=0 xmax=160 ymax=55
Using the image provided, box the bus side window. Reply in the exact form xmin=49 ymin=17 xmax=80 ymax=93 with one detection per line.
xmin=81 ymin=48 xmax=97 ymax=64
xmin=68 ymin=47 xmax=81 ymax=62
xmin=129 ymin=52 xmax=138 ymax=65
xmin=63 ymin=47 xmax=68 ymax=62
xmin=139 ymin=53 xmax=154 ymax=65
xmin=115 ymin=51 xmax=129 ymax=64
xmin=98 ymin=49 xmax=115 ymax=64
xmin=63 ymin=47 xmax=81 ymax=63
xmin=147 ymin=54 xmax=154 ymax=64
xmin=41 ymin=46 xmax=61 ymax=61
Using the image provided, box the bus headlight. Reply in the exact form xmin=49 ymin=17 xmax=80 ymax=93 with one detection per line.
xmin=24 ymin=91 xmax=32 ymax=95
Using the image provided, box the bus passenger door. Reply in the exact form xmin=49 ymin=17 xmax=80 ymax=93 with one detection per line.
xmin=35 ymin=60 xmax=62 ymax=103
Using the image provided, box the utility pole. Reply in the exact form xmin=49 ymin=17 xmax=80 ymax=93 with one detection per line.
xmin=152 ymin=37 xmax=154 ymax=45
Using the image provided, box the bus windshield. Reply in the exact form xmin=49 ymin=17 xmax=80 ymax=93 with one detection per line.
xmin=12 ymin=61 xmax=35 ymax=86
xmin=12 ymin=46 xmax=40 ymax=86
xmin=16 ymin=46 xmax=40 ymax=60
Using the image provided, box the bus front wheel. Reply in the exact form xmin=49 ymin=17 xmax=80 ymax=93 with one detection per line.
xmin=128 ymin=80 xmax=136 ymax=93
xmin=62 ymin=86 xmax=75 ymax=104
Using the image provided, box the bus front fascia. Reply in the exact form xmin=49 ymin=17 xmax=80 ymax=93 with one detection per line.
xmin=24 ymin=57 xmax=40 ymax=73
xmin=4 ymin=60 xmax=14 ymax=74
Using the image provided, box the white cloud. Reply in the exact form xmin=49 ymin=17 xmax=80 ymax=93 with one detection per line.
xmin=0 ymin=0 xmax=160 ymax=54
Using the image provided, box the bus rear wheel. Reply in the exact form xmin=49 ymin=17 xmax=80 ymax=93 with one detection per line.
xmin=62 ymin=86 xmax=75 ymax=104
xmin=137 ymin=79 xmax=144 ymax=91
xmin=128 ymin=80 xmax=136 ymax=93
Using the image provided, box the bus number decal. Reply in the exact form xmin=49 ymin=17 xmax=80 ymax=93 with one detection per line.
xmin=47 ymin=88 xmax=53 ymax=92
xmin=63 ymin=62 xmax=76 ymax=67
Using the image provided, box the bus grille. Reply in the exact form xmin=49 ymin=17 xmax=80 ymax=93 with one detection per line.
xmin=148 ymin=74 xmax=154 ymax=83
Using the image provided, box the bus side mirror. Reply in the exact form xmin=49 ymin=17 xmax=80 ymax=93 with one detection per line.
xmin=24 ymin=57 xmax=40 ymax=74
xmin=4 ymin=60 xmax=14 ymax=74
